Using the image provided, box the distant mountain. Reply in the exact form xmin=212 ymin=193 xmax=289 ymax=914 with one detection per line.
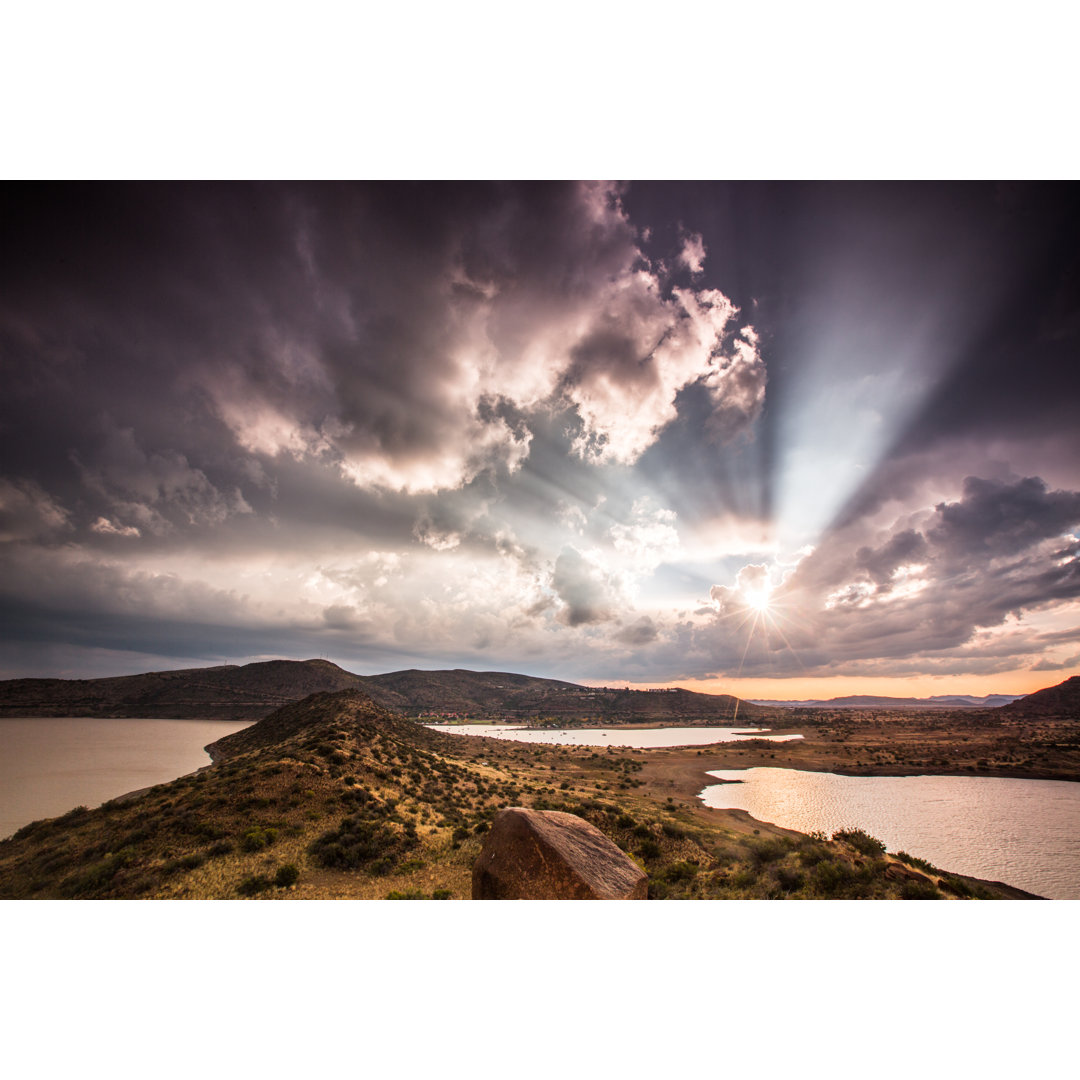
xmin=0 ymin=659 xmax=772 ymax=724
xmin=1000 ymin=676 xmax=1080 ymax=717
xmin=0 ymin=659 xmax=362 ymax=718
xmin=748 ymin=693 xmax=1023 ymax=709
xmin=362 ymin=668 xmax=771 ymax=723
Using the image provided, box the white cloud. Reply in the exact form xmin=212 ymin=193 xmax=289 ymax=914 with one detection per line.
xmin=202 ymin=183 xmax=765 ymax=491
xmin=678 ymin=232 xmax=707 ymax=274
xmin=90 ymin=517 xmax=141 ymax=538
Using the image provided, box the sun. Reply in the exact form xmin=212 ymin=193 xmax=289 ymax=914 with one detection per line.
xmin=744 ymin=590 xmax=772 ymax=614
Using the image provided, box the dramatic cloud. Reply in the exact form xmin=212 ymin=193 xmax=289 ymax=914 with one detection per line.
xmin=1 ymin=183 xmax=1078 ymax=691
xmin=0 ymin=477 xmax=70 ymax=543
xmin=689 ymin=475 xmax=1080 ymax=680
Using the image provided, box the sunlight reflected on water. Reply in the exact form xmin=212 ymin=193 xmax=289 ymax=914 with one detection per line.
xmin=428 ymin=724 xmax=805 ymax=748
xmin=700 ymin=767 xmax=1080 ymax=899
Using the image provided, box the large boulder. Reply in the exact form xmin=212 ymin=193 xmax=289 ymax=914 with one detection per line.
xmin=472 ymin=807 xmax=648 ymax=900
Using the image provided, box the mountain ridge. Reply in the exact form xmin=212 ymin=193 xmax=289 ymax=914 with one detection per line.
xmin=749 ymin=693 xmax=1023 ymax=709
xmin=0 ymin=658 xmax=772 ymax=724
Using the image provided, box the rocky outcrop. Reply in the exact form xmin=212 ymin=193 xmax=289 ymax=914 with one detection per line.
xmin=472 ymin=807 xmax=648 ymax=900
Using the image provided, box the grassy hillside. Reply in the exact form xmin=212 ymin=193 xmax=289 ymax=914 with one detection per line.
xmin=0 ymin=689 xmax=1036 ymax=900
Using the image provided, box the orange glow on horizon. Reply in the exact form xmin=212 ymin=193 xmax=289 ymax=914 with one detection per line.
xmin=592 ymin=668 xmax=1079 ymax=701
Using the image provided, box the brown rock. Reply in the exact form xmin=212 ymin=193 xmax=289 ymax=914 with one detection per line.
xmin=472 ymin=807 xmax=648 ymax=900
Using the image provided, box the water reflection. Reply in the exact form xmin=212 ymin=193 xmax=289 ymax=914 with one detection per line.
xmin=428 ymin=724 xmax=804 ymax=748
xmin=699 ymin=767 xmax=1080 ymax=900
xmin=0 ymin=717 xmax=253 ymax=839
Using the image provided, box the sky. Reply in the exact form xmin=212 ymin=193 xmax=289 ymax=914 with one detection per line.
xmin=2 ymin=181 xmax=1079 ymax=698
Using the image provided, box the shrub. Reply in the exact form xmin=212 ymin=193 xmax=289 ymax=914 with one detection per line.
xmin=164 ymin=852 xmax=206 ymax=874
xmin=895 ymin=850 xmax=936 ymax=873
xmin=274 ymin=864 xmax=300 ymax=888
xmin=937 ymin=875 xmax=974 ymax=898
xmin=814 ymin=860 xmax=856 ymax=896
xmin=309 ymin=816 xmax=418 ymax=872
xmin=832 ymin=828 xmax=886 ymax=856
xmin=207 ymin=840 xmax=234 ymax=858
xmin=239 ymin=826 xmax=278 ymax=853
xmin=748 ymin=837 xmax=790 ymax=865
xmin=57 ymin=847 xmax=135 ymax=898
xmin=432 ymin=889 xmax=452 ymax=900
xmin=774 ymin=866 xmax=805 ymax=893
xmin=661 ymin=861 xmax=697 ymax=885
xmin=637 ymin=839 xmax=662 ymax=861
xmin=237 ymin=874 xmax=272 ymax=896
xmin=900 ymin=880 xmax=941 ymax=900
xmin=386 ymin=889 xmax=426 ymax=900
xmin=729 ymin=868 xmax=758 ymax=890
xmin=798 ymin=842 xmax=830 ymax=867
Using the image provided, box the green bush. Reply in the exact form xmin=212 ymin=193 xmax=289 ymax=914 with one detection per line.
xmin=432 ymin=889 xmax=452 ymax=900
xmin=237 ymin=874 xmax=272 ymax=896
xmin=164 ymin=852 xmax=206 ymax=874
xmin=832 ymin=828 xmax=886 ymax=856
xmin=309 ymin=815 xmax=418 ymax=872
xmin=239 ymin=826 xmax=278 ymax=853
xmin=274 ymin=864 xmax=300 ymax=888
xmin=663 ymin=861 xmax=699 ymax=883
xmin=814 ymin=860 xmax=856 ymax=896
xmin=748 ymin=837 xmax=790 ymax=865
xmin=895 ymin=850 xmax=936 ymax=873
xmin=774 ymin=866 xmax=805 ymax=893
xmin=798 ymin=842 xmax=830 ymax=867
xmin=729 ymin=868 xmax=758 ymax=890
xmin=938 ymin=875 xmax=974 ymax=897
xmin=900 ymin=880 xmax=941 ymax=900
xmin=637 ymin=839 xmax=662 ymax=861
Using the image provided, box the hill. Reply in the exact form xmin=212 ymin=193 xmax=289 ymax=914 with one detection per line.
xmin=363 ymin=668 xmax=771 ymax=723
xmin=0 ymin=659 xmax=773 ymax=724
xmin=1001 ymin=676 xmax=1080 ymax=718
xmin=750 ymin=693 xmax=1022 ymax=709
xmin=0 ymin=688 xmax=1035 ymax=900
xmin=0 ymin=659 xmax=362 ymax=718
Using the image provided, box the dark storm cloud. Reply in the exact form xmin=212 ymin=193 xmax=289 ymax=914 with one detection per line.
xmin=855 ymin=529 xmax=928 ymax=587
xmin=926 ymin=477 xmax=1080 ymax=562
xmin=2 ymin=182 xmax=1080 ymax=683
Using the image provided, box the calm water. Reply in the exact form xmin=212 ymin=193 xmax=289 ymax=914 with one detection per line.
xmin=0 ymin=717 xmax=254 ymax=840
xmin=428 ymin=724 xmax=805 ymax=748
xmin=700 ymin=767 xmax=1080 ymax=900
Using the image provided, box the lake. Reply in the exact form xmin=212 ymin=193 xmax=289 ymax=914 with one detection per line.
xmin=0 ymin=717 xmax=254 ymax=840
xmin=699 ymin=767 xmax=1080 ymax=900
xmin=427 ymin=724 xmax=805 ymax=748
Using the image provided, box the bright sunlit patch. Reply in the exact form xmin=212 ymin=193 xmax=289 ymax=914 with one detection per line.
xmin=743 ymin=588 xmax=772 ymax=613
